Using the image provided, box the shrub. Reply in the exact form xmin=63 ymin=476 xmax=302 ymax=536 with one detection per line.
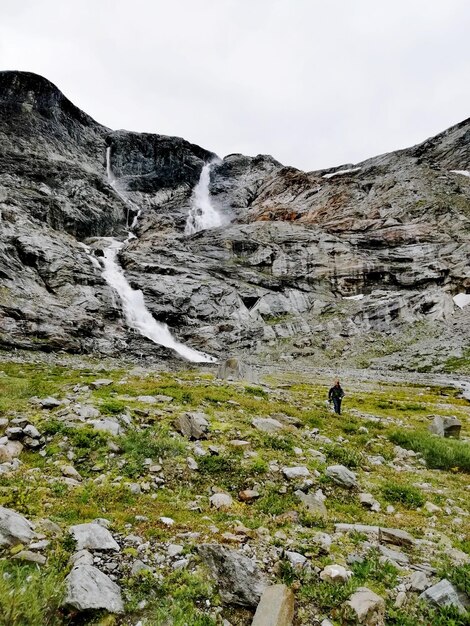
xmin=324 ymin=444 xmax=363 ymax=468
xmin=120 ymin=427 xmax=184 ymax=478
xmin=381 ymin=482 xmax=425 ymax=508
xmin=389 ymin=430 xmax=470 ymax=472
xmin=197 ymin=455 xmax=233 ymax=475
xmin=100 ymin=399 xmax=127 ymax=414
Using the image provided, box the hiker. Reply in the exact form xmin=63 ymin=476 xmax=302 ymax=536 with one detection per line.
xmin=328 ymin=380 xmax=345 ymax=415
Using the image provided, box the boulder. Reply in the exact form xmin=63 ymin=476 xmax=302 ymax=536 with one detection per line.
xmin=39 ymin=397 xmax=62 ymax=409
xmin=239 ymin=489 xmax=260 ymax=502
xmin=174 ymin=412 xmax=209 ymax=439
xmin=420 ymin=579 xmax=470 ymax=613
xmin=69 ymin=523 xmax=120 ymax=551
xmin=282 ymin=466 xmax=310 ymax=480
xmin=209 ymin=493 xmax=233 ymax=510
xmin=379 ymin=527 xmax=414 ymax=547
xmin=252 ymin=418 xmax=284 ymax=433
xmin=295 ymin=490 xmax=327 ymax=520
xmin=344 ymin=587 xmax=385 ymax=625
xmin=90 ymin=379 xmax=114 ymax=389
xmin=320 ymin=564 xmax=352 ymax=583
xmin=429 ymin=416 xmax=461 ymax=438
xmin=252 ymin=584 xmax=294 ymax=626
xmin=217 ymin=358 xmax=255 ymax=382
xmin=326 ymin=465 xmax=357 ymax=488
xmin=198 ymin=544 xmax=267 ymax=607
xmin=0 ymin=506 xmax=35 ymax=547
xmin=408 ymin=570 xmax=431 ymax=592
xmin=64 ymin=564 xmax=124 ymax=613
xmin=0 ymin=441 xmax=23 ymax=463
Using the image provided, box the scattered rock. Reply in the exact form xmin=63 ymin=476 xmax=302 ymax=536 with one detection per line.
xmin=344 ymin=587 xmax=385 ymax=626
xmin=174 ymin=412 xmax=209 ymax=439
xmin=210 ymin=493 xmax=233 ymax=510
xmin=0 ymin=506 xmax=35 ymax=547
xmin=320 ymin=564 xmax=352 ymax=583
xmin=326 ymin=465 xmax=357 ymax=488
xmin=239 ymin=489 xmax=260 ymax=502
xmin=359 ymin=493 xmax=381 ymax=512
xmin=198 ymin=544 xmax=267 ymax=607
xmin=295 ymin=490 xmax=327 ymax=520
xmin=64 ymin=564 xmax=124 ymax=613
xmin=252 ymin=584 xmax=294 ymax=626
xmin=428 ymin=416 xmax=461 ymax=439
xmin=379 ymin=527 xmax=415 ymax=547
xmin=69 ymin=523 xmax=120 ymax=551
xmin=39 ymin=397 xmax=62 ymax=409
xmin=252 ymin=418 xmax=284 ymax=434
xmin=408 ymin=570 xmax=431 ymax=592
xmin=420 ymin=579 xmax=470 ymax=613
xmin=90 ymin=379 xmax=114 ymax=389
xmin=282 ymin=466 xmax=310 ymax=480
xmin=12 ymin=549 xmax=47 ymax=565
xmin=285 ymin=551 xmax=307 ymax=569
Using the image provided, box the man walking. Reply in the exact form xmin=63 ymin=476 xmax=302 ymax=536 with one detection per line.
xmin=328 ymin=380 xmax=345 ymax=415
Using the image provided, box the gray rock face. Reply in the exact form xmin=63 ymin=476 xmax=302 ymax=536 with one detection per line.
xmin=325 ymin=465 xmax=357 ymax=488
xmin=64 ymin=564 xmax=124 ymax=613
xmin=198 ymin=543 xmax=267 ymax=607
xmin=429 ymin=415 xmax=462 ymax=438
xmin=0 ymin=506 xmax=35 ymax=547
xmin=420 ymin=579 xmax=470 ymax=613
xmin=69 ymin=522 xmax=120 ymax=551
xmin=174 ymin=412 xmax=209 ymax=439
xmin=1 ymin=70 xmax=470 ymax=367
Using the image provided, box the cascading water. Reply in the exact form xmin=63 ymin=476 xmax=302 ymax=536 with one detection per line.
xmin=185 ymin=162 xmax=223 ymax=235
xmin=96 ymin=148 xmax=215 ymax=363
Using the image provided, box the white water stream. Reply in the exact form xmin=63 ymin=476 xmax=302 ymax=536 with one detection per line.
xmin=185 ymin=162 xmax=223 ymax=235
xmin=96 ymin=148 xmax=215 ymax=363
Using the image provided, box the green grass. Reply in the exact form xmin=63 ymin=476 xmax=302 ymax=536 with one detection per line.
xmin=380 ymin=482 xmax=426 ymax=508
xmin=119 ymin=427 xmax=185 ymax=478
xmin=389 ymin=430 xmax=470 ymax=472
xmin=0 ymin=560 xmax=65 ymax=626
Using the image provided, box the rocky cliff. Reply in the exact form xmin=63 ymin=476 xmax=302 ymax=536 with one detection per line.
xmin=1 ymin=71 xmax=469 ymax=370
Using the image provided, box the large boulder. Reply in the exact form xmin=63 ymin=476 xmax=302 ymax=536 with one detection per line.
xmin=64 ymin=564 xmax=124 ymax=613
xmin=420 ymin=579 xmax=470 ymax=613
xmin=252 ymin=418 xmax=284 ymax=434
xmin=0 ymin=506 xmax=35 ymax=547
xmin=198 ymin=544 xmax=267 ymax=607
xmin=428 ymin=415 xmax=461 ymax=438
xmin=344 ymin=587 xmax=385 ymax=625
xmin=252 ymin=584 xmax=294 ymax=626
xmin=174 ymin=412 xmax=209 ymax=439
xmin=326 ymin=465 xmax=357 ymax=488
xmin=69 ymin=523 xmax=120 ymax=551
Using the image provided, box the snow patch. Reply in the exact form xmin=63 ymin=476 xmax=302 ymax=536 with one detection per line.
xmin=323 ymin=167 xmax=361 ymax=179
xmin=343 ymin=294 xmax=365 ymax=301
xmin=450 ymin=170 xmax=470 ymax=178
xmin=453 ymin=293 xmax=470 ymax=309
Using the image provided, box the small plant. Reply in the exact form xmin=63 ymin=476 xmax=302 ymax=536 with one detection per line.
xmin=324 ymin=444 xmax=363 ymax=468
xmin=100 ymin=399 xmax=127 ymax=414
xmin=120 ymin=427 xmax=184 ymax=478
xmin=197 ymin=455 xmax=233 ymax=475
xmin=381 ymin=482 xmax=425 ymax=508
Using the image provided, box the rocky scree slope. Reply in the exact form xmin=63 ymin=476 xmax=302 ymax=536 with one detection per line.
xmin=0 ymin=71 xmax=469 ymax=367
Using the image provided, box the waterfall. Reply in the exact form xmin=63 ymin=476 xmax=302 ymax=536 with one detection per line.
xmin=97 ymin=148 xmax=215 ymax=363
xmin=185 ymin=162 xmax=223 ymax=235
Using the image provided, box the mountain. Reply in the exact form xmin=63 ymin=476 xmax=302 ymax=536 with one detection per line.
xmin=1 ymin=71 xmax=469 ymax=371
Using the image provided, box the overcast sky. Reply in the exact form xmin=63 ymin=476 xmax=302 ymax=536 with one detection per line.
xmin=1 ymin=0 xmax=469 ymax=170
